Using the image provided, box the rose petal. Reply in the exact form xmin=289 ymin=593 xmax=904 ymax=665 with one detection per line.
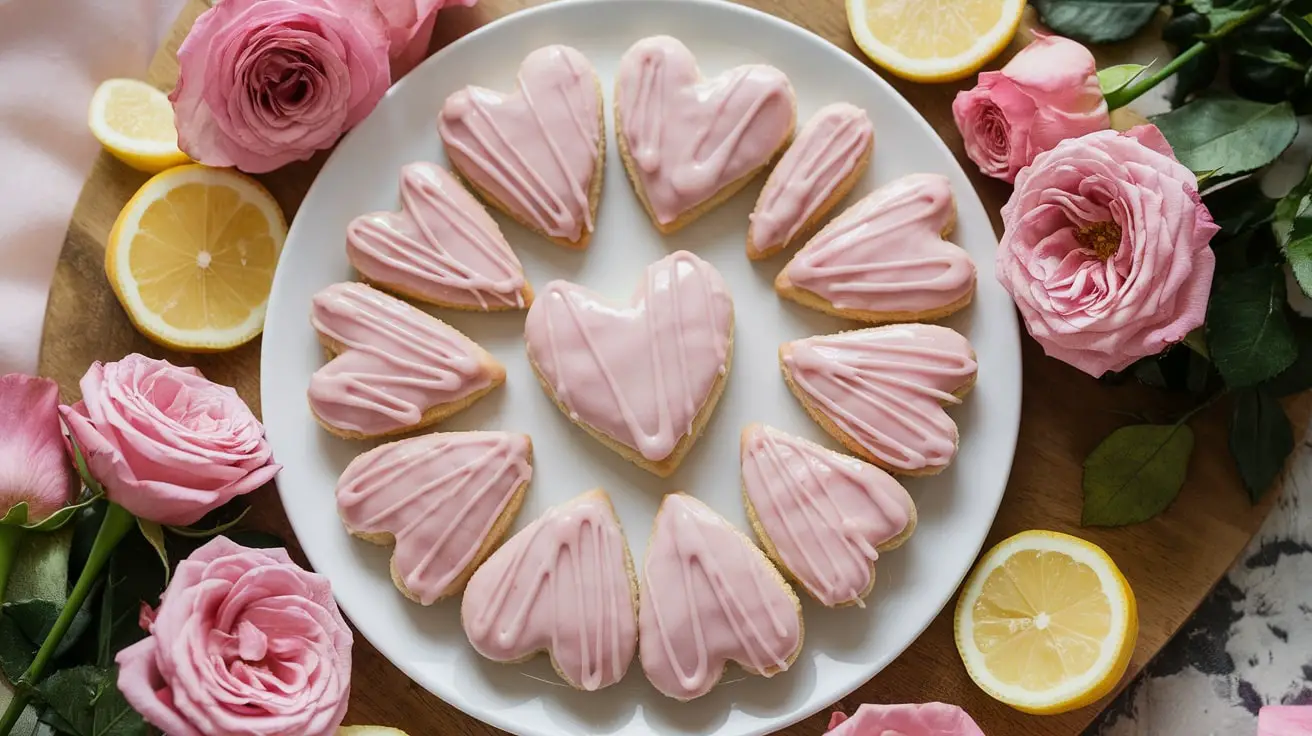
xmin=0 ymin=374 xmax=74 ymax=521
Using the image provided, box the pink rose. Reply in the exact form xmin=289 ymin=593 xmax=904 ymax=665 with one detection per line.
xmin=60 ymin=354 xmax=279 ymax=526
xmin=117 ymin=537 xmax=352 ymax=736
xmin=172 ymin=0 xmax=391 ymax=173
xmin=375 ymin=0 xmax=477 ymax=78
xmin=1260 ymin=706 xmax=1312 ymax=736
xmin=952 ymin=34 xmax=1110 ymax=183
xmin=0 ymin=375 xmax=74 ymax=522
xmin=997 ymin=125 xmax=1219 ymax=377
xmin=827 ymin=703 xmax=985 ymax=735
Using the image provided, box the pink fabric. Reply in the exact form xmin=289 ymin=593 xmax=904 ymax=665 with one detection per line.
xmin=0 ymin=0 xmax=184 ymax=375
xmin=1260 ymin=706 xmax=1312 ymax=736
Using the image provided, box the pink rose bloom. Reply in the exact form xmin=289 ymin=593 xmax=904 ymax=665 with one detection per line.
xmin=0 ymin=374 xmax=74 ymax=522
xmin=1260 ymin=706 xmax=1312 ymax=736
xmin=60 ymin=354 xmax=279 ymax=526
xmin=117 ymin=537 xmax=352 ymax=736
xmin=827 ymin=703 xmax=985 ymax=735
xmin=376 ymin=0 xmax=477 ymax=78
xmin=172 ymin=0 xmax=391 ymax=173
xmin=952 ymin=34 xmax=1110 ymax=183
xmin=997 ymin=125 xmax=1219 ymax=377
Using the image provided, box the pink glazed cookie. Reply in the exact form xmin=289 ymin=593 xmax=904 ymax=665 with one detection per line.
xmin=523 ymin=250 xmax=734 ymax=477
xmin=615 ymin=36 xmax=796 ymax=233
xmin=336 ymin=431 xmax=532 ymax=605
xmin=461 ymin=489 xmax=638 ymax=691
xmin=639 ymin=493 xmax=803 ymax=701
xmin=780 ymin=324 xmax=977 ymax=476
xmin=439 ymin=45 xmax=604 ymax=249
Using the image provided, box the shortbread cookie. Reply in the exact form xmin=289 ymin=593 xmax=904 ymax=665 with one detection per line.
xmin=439 ymin=45 xmax=604 ymax=249
xmin=639 ymin=493 xmax=803 ymax=701
xmin=615 ymin=36 xmax=796 ymax=234
xmin=741 ymin=424 xmax=915 ymax=607
xmin=523 ymin=251 xmax=733 ymax=477
xmin=347 ymin=162 xmax=533 ymax=311
xmin=308 ymin=282 xmax=504 ymax=439
xmin=780 ymin=324 xmax=977 ymax=476
xmin=461 ymin=489 xmax=638 ymax=691
xmin=776 ymin=173 xmax=976 ymax=323
xmin=337 ymin=431 xmax=532 ymax=604
xmin=747 ymin=103 xmax=874 ymax=260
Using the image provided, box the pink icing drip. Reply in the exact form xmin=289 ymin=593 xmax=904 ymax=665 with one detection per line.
xmin=308 ymin=282 xmax=495 ymax=436
xmin=827 ymin=703 xmax=985 ymax=735
xmin=523 ymin=251 xmax=733 ymax=462
xmin=439 ymin=45 xmax=600 ymax=242
xmin=460 ymin=491 xmax=637 ymax=691
xmin=783 ymin=173 xmax=976 ymax=314
xmin=749 ymin=103 xmax=874 ymax=254
xmin=639 ymin=493 xmax=801 ymax=701
xmin=347 ymin=163 xmax=527 ymax=309
xmin=783 ymin=324 xmax=977 ymax=473
xmin=336 ymin=431 xmax=530 ymax=605
xmin=741 ymin=424 xmax=912 ymax=607
xmin=616 ymin=36 xmax=795 ymax=225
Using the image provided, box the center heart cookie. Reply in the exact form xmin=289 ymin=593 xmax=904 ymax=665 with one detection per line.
xmin=780 ymin=324 xmax=977 ymax=475
xmin=639 ymin=493 xmax=803 ymax=701
xmin=461 ymin=490 xmax=638 ymax=691
xmin=337 ymin=431 xmax=532 ymax=605
xmin=308 ymin=282 xmax=504 ymax=439
xmin=346 ymin=162 xmax=532 ymax=311
xmin=439 ymin=45 xmax=603 ymax=249
xmin=615 ymin=36 xmax=796 ymax=233
xmin=523 ymin=251 xmax=734 ymax=477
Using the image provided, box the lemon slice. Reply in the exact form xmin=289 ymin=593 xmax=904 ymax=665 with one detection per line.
xmin=954 ymin=530 xmax=1138 ymax=714
xmin=846 ymin=0 xmax=1026 ymax=83
xmin=106 ymin=164 xmax=286 ymax=352
xmin=89 ymin=78 xmax=191 ymax=173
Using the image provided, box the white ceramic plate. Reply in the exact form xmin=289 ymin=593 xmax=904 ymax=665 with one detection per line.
xmin=260 ymin=1 xmax=1022 ymax=733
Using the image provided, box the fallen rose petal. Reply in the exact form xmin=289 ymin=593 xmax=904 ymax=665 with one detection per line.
xmin=0 ymin=374 xmax=74 ymax=522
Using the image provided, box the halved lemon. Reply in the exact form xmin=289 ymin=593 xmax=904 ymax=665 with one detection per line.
xmin=847 ymin=0 xmax=1026 ymax=83
xmin=954 ymin=530 xmax=1138 ymax=715
xmin=106 ymin=164 xmax=286 ymax=352
xmin=88 ymin=78 xmax=191 ymax=173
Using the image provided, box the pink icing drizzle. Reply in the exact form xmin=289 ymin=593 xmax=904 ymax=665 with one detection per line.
xmin=783 ymin=324 xmax=977 ymax=474
xmin=781 ymin=173 xmax=976 ymax=315
xmin=616 ymin=36 xmax=795 ymax=225
xmin=439 ymin=45 xmax=601 ymax=242
xmin=347 ymin=162 xmax=528 ymax=310
xmin=639 ymin=493 xmax=801 ymax=701
xmin=523 ymin=251 xmax=733 ymax=462
xmin=336 ymin=431 xmax=532 ymax=605
xmin=827 ymin=703 xmax=985 ymax=735
xmin=749 ymin=103 xmax=874 ymax=255
xmin=308 ymin=282 xmax=496 ymax=436
xmin=741 ymin=424 xmax=912 ymax=607
xmin=461 ymin=491 xmax=637 ymax=691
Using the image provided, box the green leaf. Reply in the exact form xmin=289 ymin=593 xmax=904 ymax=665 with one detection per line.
xmin=1230 ymin=386 xmax=1294 ymax=500
xmin=1276 ymin=170 xmax=1312 ymax=298
xmin=95 ymin=532 xmax=166 ymax=668
xmin=164 ymin=500 xmax=250 ymax=539
xmin=1099 ymin=63 xmax=1153 ymax=96
xmin=1083 ymin=424 xmax=1196 ymax=526
xmin=1170 ymin=47 xmax=1221 ymax=107
xmin=34 ymin=665 xmax=146 ymax=736
xmin=1282 ymin=9 xmax=1312 ymax=46
xmin=1266 ymin=319 xmax=1312 ymax=396
xmin=1032 ymin=0 xmax=1161 ymax=43
xmin=1202 ymin=178 xmax=1276 ymax=238
xmin=220 ymin=530 xmax=285 ymax=550
xmin=0 ymin=598 xmax=93 ymax=686
xmin=1207 ymin=265 xmax=1299 ymax=387
xmin=1153 ymin=97 xmax=1298 ymax=177
xmin=1235 ymin=46 xmax=1307 ymax=70
xmin=134 ymin=520 xmax=168 ymax=585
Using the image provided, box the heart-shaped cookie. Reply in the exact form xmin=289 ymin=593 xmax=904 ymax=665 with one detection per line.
xmin=347 ymin=163 xmax=533 ymax=311
xmin=308 ymin=282 xmax=504 ymax=439
xmin=780 ymin=324 xmax=977 ymax=475
xmin=439 ymin=45 xmax=603 ymax=249
xmin=639 ymin=493 xmax=802 ymax=701
xmin=776 ymin=173 xmax=976 ymax=323
xmin=747 ymin=102 xmax=874 ymax=260
xmin=741 ymin=424 xmax=915 ymax=607
xmin=615 ymin=36 xmax=796 ymax=233
xmin=337 ymin=431 xmax=532 ymax=605
xmin=523 ymin=251 xmax=733 ymax=477
xmin=461 ymin=489 xmax=638 ymax=691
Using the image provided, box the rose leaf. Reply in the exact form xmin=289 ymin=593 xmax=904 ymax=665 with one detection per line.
xmin=1099 ymin=62 xmax=1152 ymax=96
xmin=95 ymin=533 xmax=166 ymax=669
xmin=1276 ymin=167 xmax=1312 ymax=298
xmin=1082 ymin=424 xmax=1195 ymax=527
xmin=1032 ymin=0 xmax=1160 ymax=44
xmin=1152 ymin=97 xmax=1298 ymax=177
xmin=1207 ymin=265 xmax=1299 ymax=387
xmin=1230 ymin=386 xmax=1294 ymax=501
xmin=1266 ymin=319 xmax=1312 ymax=397
xmin=34 ymin=665 xmax=147 ymax=736
xmin=1202 ymin=178 xmax=1276 ymax=239
xmin=134 ymin=520 xmax=168 ymax=585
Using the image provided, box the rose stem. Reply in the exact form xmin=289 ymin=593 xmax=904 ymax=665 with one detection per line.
xmin=0 ymin=502 xmax=135 ymax=735
xmin=0 ymin=525 xmax=24 ymax=603
xmin=1104 ymin=2 xmax=1276 ymax=111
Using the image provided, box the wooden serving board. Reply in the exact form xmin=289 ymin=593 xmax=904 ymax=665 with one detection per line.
xmin=37 ymin=1 xmax=1312 ymax=734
